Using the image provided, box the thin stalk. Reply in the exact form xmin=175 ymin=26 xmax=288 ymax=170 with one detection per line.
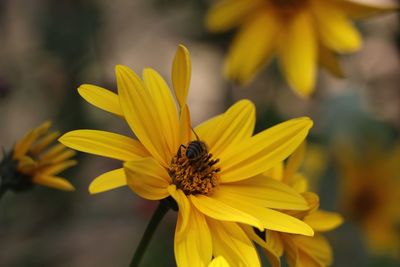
xmin=129 ymin=202 xmax=169 ymax=267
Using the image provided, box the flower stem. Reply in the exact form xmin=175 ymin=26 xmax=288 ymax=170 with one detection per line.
xmin=129 ymin=202 xmax=169 ymax=267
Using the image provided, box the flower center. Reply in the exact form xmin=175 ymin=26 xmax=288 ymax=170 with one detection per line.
xmin=269 ymin=0 xmax=308 ymax=17
xmin=168 ymin=140 xmax=220 ymax=195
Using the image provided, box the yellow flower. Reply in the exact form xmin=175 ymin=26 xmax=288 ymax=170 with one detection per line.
xmin=59 ymin=44 xmax=315 ymax=266
xmin=244 ymin=143 xmax=343 ymax=267
xmin=336 ymin=144 xmax=400 ymax=256
xmin=206 ymin=0 xmax=397 ymax=97
xmin=0 ymin=121 xmax=76 ymax=193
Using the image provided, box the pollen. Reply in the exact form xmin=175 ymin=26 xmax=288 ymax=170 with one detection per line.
xmin=168 ymin=144 xmax=220 ymax=195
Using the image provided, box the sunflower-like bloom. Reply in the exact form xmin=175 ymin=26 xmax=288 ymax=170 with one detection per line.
xmin=0 ymin=121 xmax=76 ymax=194
xmin=206 ymin=0 xmax=397 ymax=97
xmin=337 ymin=144 xmax=400 ymax=256
xmin=209 ymin=256 xmax=230 ymax=267
xmin=60 ymin=45 xmax=315 ymax=266
xmin=245 ymin=143 xmax=343 ymax=267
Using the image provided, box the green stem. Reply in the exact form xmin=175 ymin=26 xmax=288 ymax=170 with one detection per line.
xmin=129 ymin=202 xmax=169 ymax=267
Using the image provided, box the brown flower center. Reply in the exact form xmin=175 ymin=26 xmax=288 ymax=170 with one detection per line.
xmin=168 ymin=141 xmax=220 ymax=195
xmin=270 ymin=0 xmax=308 ymax=17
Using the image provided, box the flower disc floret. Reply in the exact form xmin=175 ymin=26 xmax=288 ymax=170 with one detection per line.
xmin=169 ymin=141 xmax=220 ymax=195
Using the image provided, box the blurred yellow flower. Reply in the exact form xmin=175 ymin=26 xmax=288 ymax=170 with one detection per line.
xmin=60 ymin=44 xmax=316 ymax=266
xmin=244 ymin=143 xmax=343 ymax=267
xmin=206 ymin=0 xmax=397 ymax=97
xmin=0 ymin=121 xmax=76 ymax=194
xmin=337 ymin=144 xmax=400 ymax=256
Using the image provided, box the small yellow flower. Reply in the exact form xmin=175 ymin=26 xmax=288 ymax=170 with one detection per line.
xmin=336 ymin=144 xmax=400 ymax=256
xmin=60 ymin=44 xmax=315 ymax=266
xmin=0 ymin=121 xmax=76 ymax=193
xmin=245 ymin=143 xmax=343 ymax=267
xmin=206 ymin=0 xmax=397 ymax=97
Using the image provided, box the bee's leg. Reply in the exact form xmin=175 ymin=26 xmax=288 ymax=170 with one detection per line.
xmin=177 ymin=144 xmax=186 ymax=158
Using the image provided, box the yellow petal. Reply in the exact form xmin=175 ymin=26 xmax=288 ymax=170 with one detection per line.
xmin=196 ymin=99 xmax=255 ymax=158
xmin=59 ymin=130 xmax=148 ymax=161
xmin=215 ymin=175 xmax=309 ymax=210
xmin=213 ymin=194 xmax=314 ymax=236
xmin=179 ymin=104 xmax=193 ymax=146
xmin=278 ymin=11 xmax=317 ymax=97
xmin=116 ymin=65 xmax=173 ymax=166
xmin=284 ymin=141 xmax=306 ymax=184
xmin=206 ymin=0 xmax=260 ymax=32
xmin=143 ymin=68 xmax=180 ymax=155
xmin=124 ymin=158 xmax=170 ymax=200
xmin=168 ymin=185 xmax=190 ymax=236
xmin=333 ymin=0 xmax=399 ymax=19
xmin=78 ymin=84 xmax=123 ymax=116
xmin=17 ymin=156 xmax=37 ymax=173
xmin=49 ymin=149 xmax=76 ymax=164
xmin=263 ymin=162 xmax=284 ymax=181
xmin=283 ymin=236 xmax=300 ymax=267
xmin=292 ymin=234 xmax=333 ymax=266
xmin=174 ymin=204 xmax=212 ymax=267
xmin=219 ymin=117 xmax=313 ymax=183
xmin=89 ymin=168 xmax=126 ymax=194
xmin=319 ymin=44 xmax=345 ymax=78
xmin=39 ymin=143 xmax=68 ymax=161
xmin=14 ymin=121 xmax=51 ymax=158
xmin=40 ymin=160 xmax=77 ymax=176
xmin=33 ymin=175 xmax=75 ymax=191
xmin=264 ymin=230 xmax=284 ymax=267
xmin=225 ymin=10 xmax=279 ymax=84
xmin=207 ymin=219 xmax=261 ymax=267
xmin=311 ymin=1 xmax=361 ymax=53
xmin=172 ymin=45 xmax=191 ymax=109
xmin=30 ymin=131 xmax=60 ymax=155
xmin=208 ymin=256 xmax=230 ymax=267
xmin=190 ymin=194 xmax=263 ymax=230
xmin=304 ymin=210 xmax=344 ymax=232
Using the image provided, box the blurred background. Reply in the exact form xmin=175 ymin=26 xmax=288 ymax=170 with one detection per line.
xmin=0 ymin=0 xmax=399 ymax=266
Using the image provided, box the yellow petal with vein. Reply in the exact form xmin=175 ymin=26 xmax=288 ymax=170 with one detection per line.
xmin=219 ymin=117 xmax=313 ymax=183
xmin=124 ymin=158 xmax=170 ymax=200
xmin=225 ymin=10 xmax=278 ymax=84
xmin=214 ymin=194 xmax=314 ymax=236
xmin=304 ymin=210 xmax=344 ymax=232
xmin=59 ymin=130 xmax=148 ymax=161
xmin=292 ymin=234 xmax=333 ymax=266
xmin=41 ymin=160 xmax=77 ymax=175
xmin=172 ymin=45 xmax=191 ymax=109
xmin=206 ymin=0 xmax=259 ymax=32
xmin=190 ymin=194 xmax=263 ymax=229
xmin=207 ymin=219 xmax=261 ymax=267
xmin=168 ymin=185 xmax=190 ymax=236
xmin=179 ymin=104 xmax=192 ymax=145
xmin=196 ymin=99 xmax=255 ymax=158
xmin=33 ymin=175 xmax=75 ymax=191
xmin=215 ymin=175 xmax=309 ymax=210
xmin=174 ymin=204 xmax=212 ymax=267
xmin=312 ymin=1 xmax=361 ymax=53
xmin=89 ymin=168 xmax=126 ymax=194
xmin=264 ymin=230 xmax=283 ymax=267
xmin=278 ymin=11 xmax=316 ymax=97
xmin=78 ymin=84 xmax=123 ymax=116
xmin=116 ymin=65 xmax=171 ymax=166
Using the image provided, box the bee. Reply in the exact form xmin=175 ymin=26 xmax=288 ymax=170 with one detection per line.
xmin=178 ymin=129 xmax=208 ymax=162
xmin=185 ymin=140 xmax=208 ymax=161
